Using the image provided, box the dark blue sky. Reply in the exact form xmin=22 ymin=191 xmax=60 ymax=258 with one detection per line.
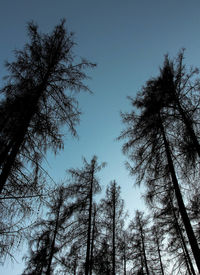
xmin=1 ymin=1 xmax=200 ymax=273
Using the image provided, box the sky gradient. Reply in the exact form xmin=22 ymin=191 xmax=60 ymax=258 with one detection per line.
xmin=1 ymin=1 xmax=200 ymax=274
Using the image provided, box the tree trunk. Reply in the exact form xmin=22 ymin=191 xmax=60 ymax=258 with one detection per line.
xmin=160 ymin=119 xmax=200 ymax=272
xmin=0 ymin=80 xmax=48 ymax=194
xmin=112 ymin=181 xmax=116 ymax=275
xmin=123 ymin=241 xmax=126 ymax=275
xmin=85 ymin=164 xmax=94 ymax=275
xmin=89 ymin=204 xmax=96 ymax=275
xmin=169 ymin=198 xmax=196 ymax=275
xmin=46 ymin=201 xmax=61 ymax=275
xmin=139 ymin=218 xmax=149 ymax=275
xmin=155 ymin=229 xmax=165 ymax=275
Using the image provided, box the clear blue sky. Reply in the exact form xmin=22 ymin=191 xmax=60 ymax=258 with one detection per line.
xmin=1 ymin=1 xmax=200 ymax=274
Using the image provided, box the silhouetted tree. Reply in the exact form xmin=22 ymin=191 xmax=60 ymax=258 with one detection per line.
xmin=0 ymin=19 xmax=95 ymax=195
xmin=99 ymin=181 xmax=126 ymax=275
xmin=118 ymin=65 xmax=200 ymax=271
xmin=129 ymin=211 xmax=150 ymax=275
xmin=68 ymin=156 xmax=105 ymax=275
xmin=22 ymin=185 xmax=80 ymax=275
xmin=89 ymin=203 xmax=97 ymax=275
xmin=117 ymin=229 xmax=132 ymax=275
xmin=148 ymin=223 xmax=166 ymax=275
xmin=157 ymin=51 xmax=200 ymax=166
xmin=22 ymin=231 xmax=51 ymax=275
xmin=0 ymin=19 xmax=95 ymax=262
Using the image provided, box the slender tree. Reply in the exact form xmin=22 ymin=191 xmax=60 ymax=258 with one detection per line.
xmin=130 ymin=211 xmax=150 ymax=275
xmin=100 ymin=181 xmax=126 ymax=275
xmin=89 ymin=203 xmax=97 ymax=275
xmin=68 ymin=156 xmax=105 ymax=275
xmin=22 ymin=185 xmax=81 ymax=275
xmin=128 ymin=212 xmax=147 ymax=275
xmin=118 ymin=229 xmax=131 ymax=275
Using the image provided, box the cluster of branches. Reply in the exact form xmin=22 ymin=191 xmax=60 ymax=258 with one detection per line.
xmin=119 ymin=50 xmax=200 ymax=274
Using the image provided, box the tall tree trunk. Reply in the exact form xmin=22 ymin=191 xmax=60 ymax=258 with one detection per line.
xmin=139 ymin=217 xmax=149 ymax=275
xmin=169 ymin=198 xmax=196 ymax=275
xmin=154 ymin=229 xmax=165 ymax=275
xmin=112 ymin=181 xmax=116 ymax=275
xmin=73 ymin=260 xmax=77 ymax=275
xmin=123 ymin=238 xmax=126 ymax=275
xmin=46 ymin=201 xmax=61 ymax=275
xmin=139 ymin=253 xmax=144 ymax=275
xmin=181 ymin=240 xmax=193 ymax=275
xmin=85 ymin=164 xmax=94 ymax=275
xmin=89 ymin=204 xmax=96 ymax=275
xmin=160 ymin=118 xmax=200 ymax=272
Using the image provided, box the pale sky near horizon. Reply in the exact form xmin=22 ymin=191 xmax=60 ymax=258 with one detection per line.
xmin=1 ymin=1 xmax=200 ymax=274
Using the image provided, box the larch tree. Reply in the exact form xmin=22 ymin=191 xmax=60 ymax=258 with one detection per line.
xmin=118 ymin=58 xmax=200 ymax=271
xmin=129 ymin=211 xmax=151 ymax=275
xmin=149 ymin=224 xmax=165 ymax=275
xmin=67 ymin=156 xmax=105 ymax=275
xmin=0 ymin=19 xmax=95 ymax=262
xmin=22 ymin=185 xmax=75 ymax=275
xmin=117 ymin=229 xmax=131 ymax=275
xmin=0 ymin=19 xmax=95 ymax=196
xmin=21 ymin=181 xmax=90 ymax=275
xmin=99 ymin=181 xmax=126 ymax=275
